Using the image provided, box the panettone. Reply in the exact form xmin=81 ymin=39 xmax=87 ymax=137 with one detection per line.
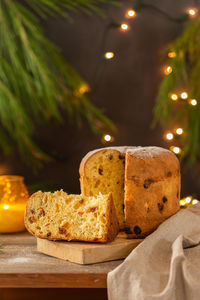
xmin=79 ymin=146 xmax=180 ymax=237
xmin=25 ymin=190 xmax=119 ymax=243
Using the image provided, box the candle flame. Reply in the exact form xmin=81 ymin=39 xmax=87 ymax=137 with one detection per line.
xmin=4 ymin=204 xmax=9 ymax=210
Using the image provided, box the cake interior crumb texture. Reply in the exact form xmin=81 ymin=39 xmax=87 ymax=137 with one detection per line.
xmin=25 ymin=190 xmax=119 ymax=243
xmin=80 ymin=149 xmax=125 ymax=229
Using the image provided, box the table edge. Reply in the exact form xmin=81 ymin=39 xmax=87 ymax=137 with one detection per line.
xmin=0 ymin=273 xmax=107 ymax=288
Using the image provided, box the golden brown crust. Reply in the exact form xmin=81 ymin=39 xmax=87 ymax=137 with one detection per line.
xmin=104 ymin=193 xmax=119 ymax=242
xmin=124 ymin=147 xmax=181 ymax=238
xmin=79 ymin=146 xmax=181 ymax=239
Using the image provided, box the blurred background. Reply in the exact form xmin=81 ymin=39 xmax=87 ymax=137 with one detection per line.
xmin=1 ymin=1 xmax=200 ymax=299
xmin=1 ymin=0 xmax=199 ymax=198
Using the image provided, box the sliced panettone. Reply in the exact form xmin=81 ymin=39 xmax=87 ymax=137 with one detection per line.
xmin=79 ymin=146 xmax=181 ymax=237
xmin=79 ymin=147 xmax=128 ymax=229
xmin=25 ymin=190 xmax=119 ymax=243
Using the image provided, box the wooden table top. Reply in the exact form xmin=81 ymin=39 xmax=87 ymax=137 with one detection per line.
xmin=0 ymin=232 xmax=122 ymax=288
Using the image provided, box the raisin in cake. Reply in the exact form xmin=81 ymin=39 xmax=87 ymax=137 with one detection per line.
xmin=79 ymin=146 xmax=180 ymax=237
xmin=25 ymin=190 xmax=119 ymax=243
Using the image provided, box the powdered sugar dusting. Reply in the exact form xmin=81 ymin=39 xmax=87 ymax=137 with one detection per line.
xmin=127 ymin=146 xmax=171 ymax=158
xmin=7 ymin=257 xmax=31 ymax=264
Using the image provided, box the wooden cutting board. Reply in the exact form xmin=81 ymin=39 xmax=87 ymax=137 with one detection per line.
xmin=37 ymin=233 xmax=143 ymax=264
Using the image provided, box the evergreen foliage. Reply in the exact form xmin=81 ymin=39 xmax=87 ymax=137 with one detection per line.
xmin=153 ymin=18 xmax=200 ymax=165
xmin=0 ymin=0 xmax=116 ymax=168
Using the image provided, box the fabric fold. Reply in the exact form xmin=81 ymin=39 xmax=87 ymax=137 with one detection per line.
xmin=108 ymin=204 xmax=200 ymax=300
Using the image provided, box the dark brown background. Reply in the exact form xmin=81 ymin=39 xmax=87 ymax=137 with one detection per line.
xmin=1 ymin=0 xmax=199 ymax=198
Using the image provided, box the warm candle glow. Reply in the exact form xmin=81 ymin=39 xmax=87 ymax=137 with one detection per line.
xmin=4 ymin=204 xmax=9 ymax=210
xmin=0 ymin=175 xmax=29 ymax=233
xmin=192 ymin=199 xmax=199 ymax=205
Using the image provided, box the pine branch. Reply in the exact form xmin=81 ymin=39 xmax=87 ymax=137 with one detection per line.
xmin=0 ymin=0 xmax=117 ymax=168
xmin=153 ymin=18 xmax=200 ymax=165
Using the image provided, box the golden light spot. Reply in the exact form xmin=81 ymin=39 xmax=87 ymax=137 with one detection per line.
xmin=165 ymin=132 xmax=174 ymax=140
xmin=170 ymin=146 xmax=181 ymax=154
xmin=120 ymin=23 xmax=129 ymax=31
xmin=126 ymin=10 xmax=136 ymax=18
xmin=180 ymin=92 xmax=188 ymax=100
xmin=170 ymin=93 xmax=178 ymax=101
xmin=189 ymin=99 xmax=197 ymax=106
xmin=164 ymin=66 xmax=172 ymax=75
xmin=168 ymin=51 xmax=176 ymax=58
xmin=176 ymin=128 xmax=183 ymax=135
xmin=105 ymin=52 xmax=114 ymax=60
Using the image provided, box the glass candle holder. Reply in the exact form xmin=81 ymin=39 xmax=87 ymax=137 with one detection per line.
xmin=0 ymin=175 xmax=29 ymax=233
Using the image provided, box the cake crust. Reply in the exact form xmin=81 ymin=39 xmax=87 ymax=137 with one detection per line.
xmin=79 ymin=146 xmax=181 ymax=239
xmin=125 ymin=147 xmax=180 ymax=238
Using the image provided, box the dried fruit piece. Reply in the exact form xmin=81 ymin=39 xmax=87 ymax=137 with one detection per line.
xmin=59 ymin=227 xmax=66 ymax=234
xmin=125 ymin=227 xmax=133 ymax=234
xmin=158 ymin=203 xmax=164 ymax=211
xmin=90 ymin=207 xmax=97 ymax=212
xmin=134 ymin=226 xmax=142 ymax=235
xmin=144 ymin=179 xmax=153 ymax=189
xmin=162 ymin=196 xmax=167 ymax=203
xmin=29 ymin=216 xmax=36 ymax=223
xmin=47 ymin=232 xmax=51 ymax=237
xmin=98 ymin=168 xmax=103 ymax=175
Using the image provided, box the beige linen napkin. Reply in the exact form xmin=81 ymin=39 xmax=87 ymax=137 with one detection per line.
xmin=108 ymin=204 xmax=200 ymax=300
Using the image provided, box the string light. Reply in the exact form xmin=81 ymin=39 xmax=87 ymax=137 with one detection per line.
xmin=192 ymin=199 xmax=199 ymax=205
xmin=104 ymin=52 xmax=114 ymax=60
xmin=189 ymin=98 xmax=197 ymax=106
xmin=170 ymin=93 xmax=178 ymax=101
xmin=168 ymin=51 xmax=176 ymax=58
xmin=180 ymin=92 xmax=188 ymax=99
xmin=180 ymin=196 xmax=199 ymax=208
xmin=78 ymin=83 xmax=90 ymax=95
xmin=180 ymin=199 xmax=186 ymax=206
xmin=3 ymin=204 xmax=9 ymax=210
xmin=126 ymin=9 xmax=136 ymax=18
xmin=164 ymin=66 xmax=172 ymax=75
xmin=176 ymin=128 xmax=183 ymax=135
xmin=120 ymin=23 xmax=129 ymax=31
xmin=103 ymin=134 xmax=114 ymax=142
xmin=188 ymin=8 xmax=198 ymax=16
xmin=185 ymin=196 xmax=192 ymax=203
xmin=170 ymin=146 xmax=181 ymax=154
xmin=165 ymin=132 xmax=174 ymax=140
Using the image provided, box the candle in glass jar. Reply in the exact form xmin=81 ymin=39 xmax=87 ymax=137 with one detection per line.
xmin=0 ymin=175 xmax=29 ymax=233
xmin=0 ymin=203 xmax=26 ymax=232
